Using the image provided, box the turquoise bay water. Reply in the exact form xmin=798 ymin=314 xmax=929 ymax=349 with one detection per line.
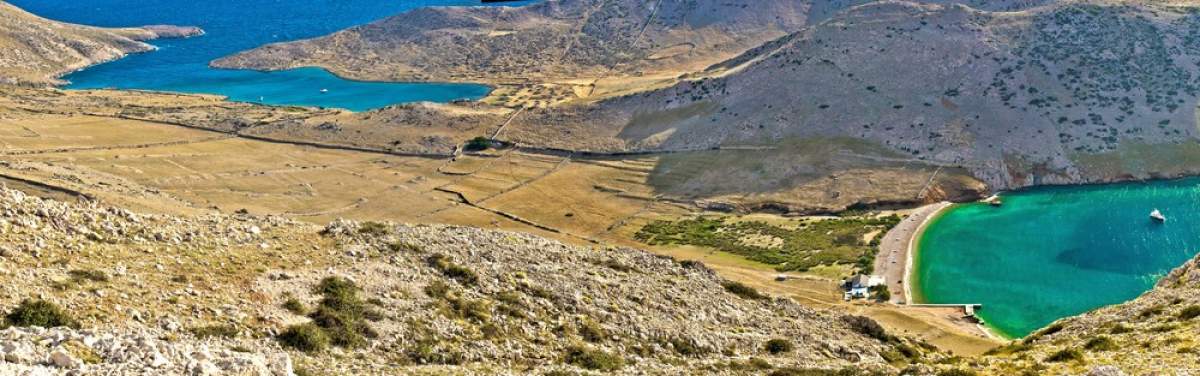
xmin=915 ymin=178 xmax=1200 ymax=338
xmin=9 ymin=0 xmax=535 ymax=111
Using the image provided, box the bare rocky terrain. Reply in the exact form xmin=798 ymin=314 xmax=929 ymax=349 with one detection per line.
xmin=0 ymin=1 xmax=201 ymax=86
xmin=498 ymin=0 xmax=1200 ymax=191
xmin=212 ymin=0 xmax=812 ymax=85
xmin=0 ymin=186 xmax=924 ymax=374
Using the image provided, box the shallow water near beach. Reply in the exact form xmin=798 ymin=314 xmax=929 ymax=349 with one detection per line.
xmin=10 ymin=0 xmax=535 ymax=111
xmin=915 ymin=178 xmax=1200 ymax=338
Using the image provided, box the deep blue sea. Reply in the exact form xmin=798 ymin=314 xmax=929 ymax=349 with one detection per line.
xmin=10 ymin=0 xmax=536 ymax=111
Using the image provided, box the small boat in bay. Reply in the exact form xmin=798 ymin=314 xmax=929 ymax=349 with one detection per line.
xmin=320 ymin=88 xmax=329 ymax=94
xmin=1150 ymin=209 xmax=1166 ymax=223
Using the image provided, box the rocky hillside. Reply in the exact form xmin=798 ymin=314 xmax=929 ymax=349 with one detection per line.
xmin=495 ymin=0 xmax=1200 ymax=191
xmin=975 ymin=252 xmax=1200 ymax=375
xmin=0 ymin=1 xmax=201 ymax=86
xmin=0 ymin=186 xmax=924 ymax=374
xmin=211 ymin=0 xmax=812 ymax=83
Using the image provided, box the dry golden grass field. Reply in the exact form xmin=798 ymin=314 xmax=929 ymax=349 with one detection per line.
xmin=0 ymin=109 xmax=1001 ymax=355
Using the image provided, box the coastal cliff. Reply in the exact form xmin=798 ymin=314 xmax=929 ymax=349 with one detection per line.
xmin=0 ymin=2 xmax=201 ymax=86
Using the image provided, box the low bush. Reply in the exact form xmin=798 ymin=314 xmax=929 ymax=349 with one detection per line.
xmin=68 ymin=269 xmax=110 ymax=283
xmin=357 ymin=221 xmax=390 ymax=236
xmin=578 ymin=318 xmax=607 ymax=343
xmin=764 ymin=338 xmax=794 ymax=354
xmin=1045 ymin=348 xmax=1083 ymax=363
xmin=564 ymin=345 xmax=624 ymax=371
xmin=1178 ymin=305 xmax=1200 ymax=320
xmin=428 ymin=254 xmax=479 ymax=286
xmin=844 ymin=315 xmax=891 ymax=342
xmin=189 ymin=324 xmax=238 ymax=338
xmin=278 ymin=323 xmax=329 ymax=353
xmin=1084 ymin=336 xmax=1117 ymax=352
xmin=283 ymin=297 xmax=307 ymax=315
xmin=4 ymin=299 xmax=78 ymax=329
xmin=464 ymin=137 xmax=494 ymax=152
xmin=276 ymin=277 xmax=379 ymax=352
xmin=722 ymin=281 xmax=766 ymax=300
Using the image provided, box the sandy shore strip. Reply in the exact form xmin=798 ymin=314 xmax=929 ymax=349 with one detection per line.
xmin=875 ymin=201 xmax=952 ymax=304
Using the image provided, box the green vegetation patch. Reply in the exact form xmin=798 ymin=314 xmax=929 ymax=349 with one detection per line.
xmin=722 ymin=280 xmax=767 ymax=300
xmin=277 ymin=277 xmax=380 ymax=352
xmin=4 ymin=299 xmax=79 ymax=329
xmin=564 ymin=345 xmax=624 ymax=371
xmin=636 ymin=215 xmax=900 ymax=272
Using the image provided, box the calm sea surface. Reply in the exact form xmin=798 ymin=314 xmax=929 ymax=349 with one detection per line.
xmin=916 ymin=178 xmax=1200 ymax=337
xmin=10 ymin=0 xmax=536 ymax=111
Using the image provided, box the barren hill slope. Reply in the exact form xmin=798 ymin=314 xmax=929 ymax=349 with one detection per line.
xmin=0 ymin=1 xmax=201 ymax=85
xmin=500 ymin=0 xmax=1200 ymax=190
xmin=211 ymin=0 xmax=813 ymax=83
xmin=0 ymin=186 xmax=920 ymax=374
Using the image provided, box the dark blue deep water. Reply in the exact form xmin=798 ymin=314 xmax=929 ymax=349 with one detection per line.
xmin=9 ymin=0 xmax=535 ymax=111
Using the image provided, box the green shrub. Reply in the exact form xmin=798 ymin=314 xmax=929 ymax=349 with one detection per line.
xmin=189 ymin=324 xmax=238 ymax=338
xmin=283 ymin=297 xmax=307 ymax=315
xmin=386 ymin=241 xmax=422 ymax=253
xmin=765 ymin=338 xmax=794 ymax=354
xmin=1045 ymin=348 xmax=1083 ymax=363
xmin=4 ymin=299 xmax=78 ymax=329
xmin=578 ymin=318 xmax=607 ymax=343
xmin=1178 ymin=305 xmax=1200 ymax=320
xmin=424 ymin=280 xmax=452 ymax=299
xmin=564 ymin=345 xmax=624 ymax=371
xmin=1084 ymin=336 xmax=1117 ymax=352
xmin=937 ymin=370 xmax=978 ymax=376
xmin=844 ymin=315 xmax=891 ymax=342
xmin=722 ymin=281 xmax=766 ymax=300
xmin=428 ymin=254 xmax=479 ymax=286
xmin=464 ymin=137 xmax=494 ymax=152
xmin=68 ymin=269 xmax=110 ymax=282
xmin=1024 ymin=323 xmax=1064 ymax=344
xmin=357 ymin=221 xmax=389 ymax=236
xmin=446 ymin=296 xmax=491 ymax=323
xmin=1109 ymin=323 xmax=1133 ymax=334
xmin=666 ymin=337 xmax=709 ymax=356
xmin=278 ymin=323 xmax=329 ymax=353
xmin=275 ymin=277 xmax=380 ymax=352
xmin=869 ymin=285 xmax=890 ymax=302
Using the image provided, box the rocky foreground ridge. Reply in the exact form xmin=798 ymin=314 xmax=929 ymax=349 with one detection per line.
xmin=0 ymin=186 xmax=930 ymax=374
xmin=0 ymin=1 xmax=201 ymax=86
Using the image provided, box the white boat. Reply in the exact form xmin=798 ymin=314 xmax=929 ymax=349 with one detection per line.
xmin=1150 ymin=209 xmax=1166 ymax=222
xmin=320 ymin=89 xmax=329 ymax=94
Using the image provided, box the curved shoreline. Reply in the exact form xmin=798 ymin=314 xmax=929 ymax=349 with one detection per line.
xmin=901 ymin=202 xmax=951 ymax=305
xmin=903 ymin=201 xmax=1011 ymax=341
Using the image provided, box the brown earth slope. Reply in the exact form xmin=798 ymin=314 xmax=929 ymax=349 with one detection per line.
xmin=0 ymin=1 xmax=201 ymax=86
